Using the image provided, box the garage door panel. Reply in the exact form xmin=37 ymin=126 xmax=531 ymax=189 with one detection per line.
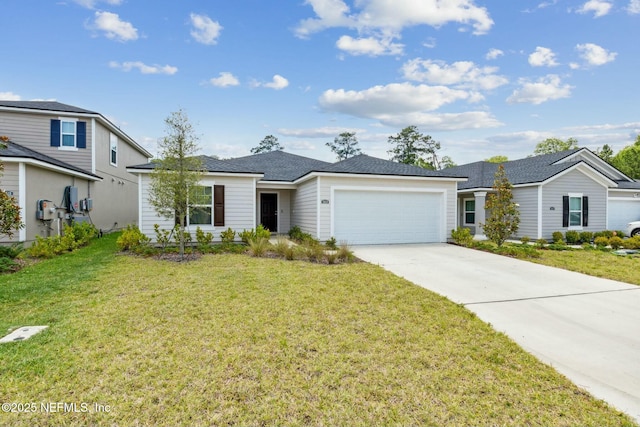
xmin=608 ymin=200 xmax=640 ymax=231
xmin=333 ymin=190 xmax=442 ymax=244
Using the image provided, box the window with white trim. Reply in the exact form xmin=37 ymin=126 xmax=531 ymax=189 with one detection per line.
xmin=189 ymin=186 xmax=213 ymax=225
xmin=110 ymin=133 xmax=118 ymax=166
xmin=568 ymin=195 xmax=582 ymax=227
xmin=61 ymin=120 xmax=77 ymax=148
xmin=464 ymin=199 xmax=475 ymax=224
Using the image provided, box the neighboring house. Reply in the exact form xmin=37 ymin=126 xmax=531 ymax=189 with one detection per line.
xmin=127 ymin=151 xmax=467 ymax=245
xmin=0 ymin=101 xmax=152 ymax=244
xmin=445 ymin=148 xmax=640 ymax=240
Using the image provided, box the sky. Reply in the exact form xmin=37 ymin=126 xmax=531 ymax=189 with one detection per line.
xmin=1 ymin=0 xmax=639 ymax=165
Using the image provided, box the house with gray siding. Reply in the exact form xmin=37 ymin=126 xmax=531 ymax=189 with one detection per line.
xmin=0 ymin=101 xmax=151 ymax=244
xmin=128 ymin=151 xmax=467 ymax=245
xmin=446 ymin=148 xmax=640 ymax=240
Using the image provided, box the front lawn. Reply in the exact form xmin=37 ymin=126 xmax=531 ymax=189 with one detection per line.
xmin=0 ymin=234 xmax=635 ymax=426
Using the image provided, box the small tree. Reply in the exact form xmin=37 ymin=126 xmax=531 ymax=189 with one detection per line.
xmin=482 ymin=165 xmax=520 ymax=247
xmin=595 ymin=144 xmax=614 ymax=164
xmin=326 ymin=131 xmax=362 ymax=161
xmin=611 ymin=135 xmax=640 ymax=179
xmin=388 ymin=125 xmax=443 ymax=169
xmin=148 ymin=110 xmax=204 ymax=258
xmin=251 ymin=135 xmax=283 ymax=154
xmin=0 ymin=137 xmax=24 ymax=238
xmin=485 ymin=155 xmax=509 ymax=163
xmin=533 ymin=137 xmax=578 ymax=155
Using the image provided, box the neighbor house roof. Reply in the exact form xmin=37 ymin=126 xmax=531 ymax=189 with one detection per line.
xmin=0 ymin=101 xmax=152 ymax=158
xmin=0 ymin=140 xmax=101 ymax=180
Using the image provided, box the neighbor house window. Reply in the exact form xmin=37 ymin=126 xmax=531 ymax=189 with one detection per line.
xmin=189 ymin=186 xmax=213 ymax=225
xmin=110 ymin=133 xmax=118 ymax=166
xmin=50 ymin=119 xmax=87 ymax=149
xmin=464 ymin=199 xmax=475 ymax=224
xmin=563 ymin=194 xmax=589 ymax=228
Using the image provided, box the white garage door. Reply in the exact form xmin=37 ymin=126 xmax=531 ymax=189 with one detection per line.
xmin=608 ymin=199 xmax=640 ymax=231
xmin=333 ymin=190 xmax=443 ymax=244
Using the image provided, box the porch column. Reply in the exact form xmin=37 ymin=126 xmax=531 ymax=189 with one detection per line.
xmin=473 ymin=191 xmax=487 ymax=240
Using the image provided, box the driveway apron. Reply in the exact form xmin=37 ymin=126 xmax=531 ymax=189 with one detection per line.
xmin=353 ymin=243 xmax=640 ymax=422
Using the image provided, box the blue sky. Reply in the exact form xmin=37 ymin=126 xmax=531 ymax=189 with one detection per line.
xmin=1 ymin=0 xmax=639 ymax=164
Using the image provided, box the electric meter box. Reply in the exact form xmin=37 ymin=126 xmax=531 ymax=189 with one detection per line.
xmin=36 ymin=200 xmax=56 ymax=220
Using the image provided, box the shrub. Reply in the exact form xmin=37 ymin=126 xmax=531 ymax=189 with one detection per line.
xmin=337 ymin=242 xmax=354 ymax=262
xmin=220 ymin=227 xmax=236 ymax=243
xmin=288 ymin=226 xmax=317 ymax=244
xmin=173 ymin=230 xmax=192 ymax=246
xmin=256 ymin=224 xmax=271 ymax=240
xmin=579 ymin=231 xmax=594 ymax=244
xmin=494 ymin=245 xmax=541 ymax=259
xmin=240 ymin=225 xmax=271 ymax=244
xmin=304 ymin=243 xmax=326 ymax=262
xmin=594 ymin=236 xmax=609 ymax=248
xmin=325 ymin=252 xmax=338 ymax=264
xmin=0 ymin=257 xmax=18 ymax=273
xmin=195 ymin=226 xmax=214 ymax=247
xmin=451 ymin=227 xmax=473 ymax=247
xmin=565 ymin=230 xmax=580 ymax=245
xmin=551 ymin=231 xmax=564 ymax=244
xmin=247 ymin=237 xmax=270 ymax=257
xmin=535 ymin=238 xmax=547 ymax=248
xmin=609 ymin=236 xmax=623 ymax=250
xmin=116 ymin=225 xmax=150 ymax=252
xmin=272 ymin=237 xmax=290 ymax=257
xmin=622 ymin=235 xmax=640 ymax=250
xmin=325 ymin=237 xmax=338 ymax=250
xmin=615 ymin=230 xmax=626 ymax=238
xmin=520 ymin=236 xmax=530 ymax=244
xmin=154 ymin=224 xmax=172 ymax=249
xmin=0 ymin=244 xmax=23 ymax=259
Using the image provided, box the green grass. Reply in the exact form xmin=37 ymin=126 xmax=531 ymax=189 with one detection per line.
xmin=0 ymin=234 xmax=635 ymax=426
xmin=531 ymin=248 xmax=640 ymax=285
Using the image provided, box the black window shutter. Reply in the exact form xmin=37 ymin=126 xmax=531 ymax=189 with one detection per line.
xmin=562 ymin=196 xmax=569 ymax=228
xmin=50 ymin=119 xmax=61 ymax=147
xmin=582 ymin=196 xmax=588 ymax=227
xmin=214 ymin=185 xmax=225 ymax=226
xmin=77 ymin=121 xmax=87 ymax=149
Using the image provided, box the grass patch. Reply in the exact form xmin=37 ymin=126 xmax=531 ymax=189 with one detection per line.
xmin=0 ymin=235 xmax=635 ymax=426
xmin=531 ymin=249 xmax=640 ymax=286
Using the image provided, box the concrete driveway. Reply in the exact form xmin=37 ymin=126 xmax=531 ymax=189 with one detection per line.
xmin=353 ymin=243 xmax=640 ymax=422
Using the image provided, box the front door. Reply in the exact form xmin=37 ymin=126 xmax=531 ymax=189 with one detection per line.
xmin=260 ymin=193 xmax=278 ymax=232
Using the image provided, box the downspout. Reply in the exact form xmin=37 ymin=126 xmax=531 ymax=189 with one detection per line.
xmin=91 ymin=118 xmax=96 ymax=174
xmin=316 ymin=176 xmax=321 ymax=239
xmin=18 ymin=162 xmax=26 ymax=242
xmin=538 ymin=185 xmax=543 ymax=239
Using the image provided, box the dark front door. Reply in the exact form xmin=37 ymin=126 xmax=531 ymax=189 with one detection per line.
xmin=260 ymin=193 xmax=278 ymax=232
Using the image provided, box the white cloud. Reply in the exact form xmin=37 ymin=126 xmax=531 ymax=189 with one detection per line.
xmin=629 ymin=0 xmax=640 ymax=13
xmin=208 ymin=72 xmax=239 ymax=87
xmin=576 ymin=43 xmax=617 ymax=66
xmin=73 ymin=0 xmax=122 ymax=9
xmin=507 ymin=75 xmax=572 ymax=105
xmin=190 ymin=13 xmax=223 ymax=45
xmin=277 ymin=127 xmax=366 ymax=138
xmin=91 ymin=11 xmax=138 ymax=42
xmin=0 ymin=92 xmax=21 ymax=100
xmin=254 ymin=75 xmax=289 ymax=90
xmin=528 ymin=46 xmax=558 ymax=67
xmin=577 ymin=0 xmax=613 ymax=17
xmin=401 ymin=59 xmax=508 ymax=91
xmin=109 ymin=61 xmax=178 ymax=75
xmin=295 ymin=0 xmax=493 ymax=38
xmin=336 ymin=35 xmax=403 ymax=56
xmin=319 ymin=83 xmax=470 ymax=117
xmin=486 ymin=48 xmax=504 ymax=60
xmin=374 ymin=111 xmax=503 ymax=130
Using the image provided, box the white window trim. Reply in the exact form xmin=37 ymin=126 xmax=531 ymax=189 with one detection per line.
xmin=188 ymin=185 xmax=213 ymax=226
xmin=58 ymin=117 xmax=78 ymax=151
xmin=109 ymin=133 xmax=118 ymax=167
xmin=568 ymin=192 xmax=583 ymax=230
xmin=463 ymin=197 xmax=476 ymax=225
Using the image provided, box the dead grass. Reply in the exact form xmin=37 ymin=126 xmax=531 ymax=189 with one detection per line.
xmin=0 ymin=235 xmax=635 ymax=426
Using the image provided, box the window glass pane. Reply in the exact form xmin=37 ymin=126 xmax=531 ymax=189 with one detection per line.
xmin=189 ymin=207 xmax=212 ymax=225
xmin=62 ymin=134 xmax=75 ymax=147
xmin=465 ymin=213 xmax=475 ymax=224
xmin=465 ymin=200 xmax=475 ymax=211
xmin=193 ymin=186 xmax=212 ymax=205
xmin=61 ymin=121 xmax=75 ymax=133
xmin=569 ymin=212 xmax=581 ymax=226
xmin=569 ymin=197 xmax=581 ymax=211
xmin=111 ymin=150 xmax=117 ymax=164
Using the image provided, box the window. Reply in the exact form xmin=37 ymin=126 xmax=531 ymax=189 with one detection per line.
xmin=50 ymin=119 xmax=86 ymax=149
xmin=110 ymin=133 xmax=118 ymax=166
xmin=464 ymin=199 xmax=475 ymax=224
xmin=61 ymin=121 xmax=76 ymax=147
xmin=563 ymin=194 xmax=589 ymax=228
xmin=189 ymin=186 xmax=213 ymax=225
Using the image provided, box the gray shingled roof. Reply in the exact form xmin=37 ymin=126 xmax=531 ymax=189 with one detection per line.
xmin=225 ymin=150 xmax=331 ymax=181
xmin=314 ymin=154 xmax=466 ymax=178
xmin=0 ymin=101 xmax=97 ymax=115
xmin=614 ymin=180 xmax=640 ymax=189
xmin=0 ymin=141 xmax=101 ymax=179
xmin=445 ymin=148 xmax=600 ymax=190
xmin=128 ymin=155 xmax=264 ymax=175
